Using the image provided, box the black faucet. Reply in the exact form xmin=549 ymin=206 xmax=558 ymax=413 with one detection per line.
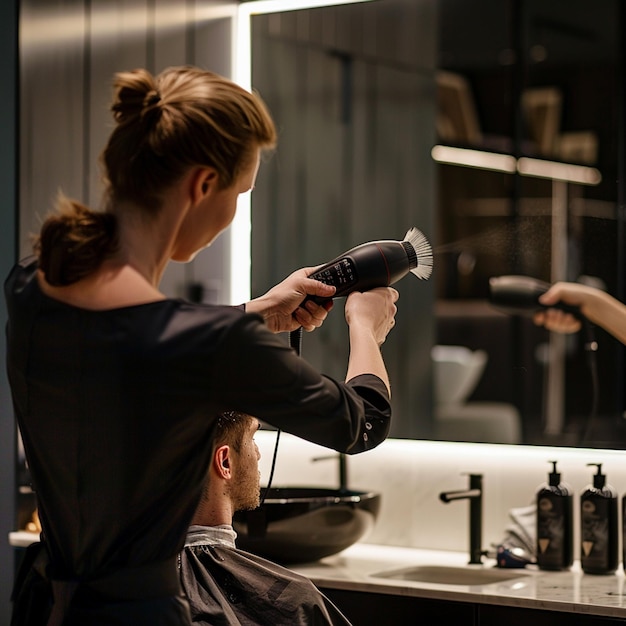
xmin=439 ymin=474 xmax=484 ymax=565
xmin=312 ymin=453 xmax=348 ymax=492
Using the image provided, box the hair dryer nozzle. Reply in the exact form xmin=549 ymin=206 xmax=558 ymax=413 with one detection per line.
xmin=403 ymin=227 xmax=433 ymax=281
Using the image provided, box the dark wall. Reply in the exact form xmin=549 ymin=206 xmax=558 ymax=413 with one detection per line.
xmin=0 ymin=2 xmax=18 ymax=620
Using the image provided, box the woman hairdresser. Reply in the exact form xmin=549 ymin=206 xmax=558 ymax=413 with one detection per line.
xmin=5 ymin=66 xmax=398 ymax=625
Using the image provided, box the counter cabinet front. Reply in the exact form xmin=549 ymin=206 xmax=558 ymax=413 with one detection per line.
xmin=320 ymin=588 xmax=626 ymax=626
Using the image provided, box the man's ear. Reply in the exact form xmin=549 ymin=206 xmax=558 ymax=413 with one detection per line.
xmin=190 ymin=167 xmax=219 ymax=204
xmin=213 ymin=445 xmax=232 ymax=480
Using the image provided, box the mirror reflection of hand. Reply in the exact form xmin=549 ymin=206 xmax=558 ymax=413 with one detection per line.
xmin=533 ymin=308 xmax=581 ymax=334
xmin=534 ymin=282 xmax=592 ymax=334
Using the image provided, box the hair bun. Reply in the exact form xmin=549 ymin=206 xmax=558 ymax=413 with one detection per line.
xmin=111 ymin=69 xmax=161 ymax=123
xmin=144 ymin=90 xmax=161 ymax=107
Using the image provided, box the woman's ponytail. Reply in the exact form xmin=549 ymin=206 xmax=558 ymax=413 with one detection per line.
xmin=35 ymin=195 xmax=119 ymax=286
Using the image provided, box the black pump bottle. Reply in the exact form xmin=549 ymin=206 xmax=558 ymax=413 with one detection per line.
xmin=580 ymin=463 xmax=618 ymax=575
xmin=536 ymin=461 xmax=573 ymax=571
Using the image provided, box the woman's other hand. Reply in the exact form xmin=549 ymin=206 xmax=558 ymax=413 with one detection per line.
xmin=344 ymin=287 xmax=399 ymax=395
xmin=344 ymin=287 xmax=399 ymax=346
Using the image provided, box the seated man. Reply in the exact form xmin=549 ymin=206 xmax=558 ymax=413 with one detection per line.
xmin=179 ymin=411 xmax=352 ymax=625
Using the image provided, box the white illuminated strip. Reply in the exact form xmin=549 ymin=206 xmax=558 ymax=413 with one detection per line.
xmin=240 ymin=0 xmax=376 ymax=16
xmin=432 ymin=145 xmax=602 ymax=188
xmin=517 ymin=157 xmax=601 ymax=186
xmin=229 ymin=0 xmax=376 ymax=304
xmin=431 ymin=145 xmax=517 ymax=174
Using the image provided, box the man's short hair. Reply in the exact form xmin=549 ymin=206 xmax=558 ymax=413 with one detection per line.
xmin=215 ymin=411 xmax=255 ymax=453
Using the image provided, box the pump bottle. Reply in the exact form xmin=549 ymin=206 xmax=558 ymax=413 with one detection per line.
xmin=580 ymin=463 xmax=618 ymax=575
xmin=536 ymin=461 xmax=573 ymax=570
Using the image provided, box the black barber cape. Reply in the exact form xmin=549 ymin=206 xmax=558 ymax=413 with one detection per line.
xmin=179 ymin=526 xmax=352 ymax=625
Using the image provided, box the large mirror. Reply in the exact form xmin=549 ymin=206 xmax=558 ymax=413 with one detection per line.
xmin=248 ymin=0 xmax=625 ymax=448
xmin=15 ymin=0 xmax=625 ymax=451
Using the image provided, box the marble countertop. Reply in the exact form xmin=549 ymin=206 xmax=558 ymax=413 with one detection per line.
xmin=290 ymin=543 xmax=626 ymax=619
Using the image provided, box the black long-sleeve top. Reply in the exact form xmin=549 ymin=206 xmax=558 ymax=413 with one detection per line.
xmin=4 ymin=257 xmax=391 ymax=622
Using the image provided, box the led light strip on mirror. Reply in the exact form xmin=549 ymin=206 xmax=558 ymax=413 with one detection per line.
xmin=431 ymin=145 xmax=601 ymax=186
xmin=228 ymin=0 xmax=376 ymax=304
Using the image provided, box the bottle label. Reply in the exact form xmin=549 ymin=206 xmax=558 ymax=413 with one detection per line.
xmin=537 ymin=496 xmax=571 ymax=567
xmin=581 ymin=497 xmax=617 ymax=572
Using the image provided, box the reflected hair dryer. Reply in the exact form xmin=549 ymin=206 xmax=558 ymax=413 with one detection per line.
xmin=488 ymin=274 xmax=599 ymax=444
xmin=306 ymin=227 xmax=433 ymax=306
xmin=488 ymin=275 xmax=581 ymax=319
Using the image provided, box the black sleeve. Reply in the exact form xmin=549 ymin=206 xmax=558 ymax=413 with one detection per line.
xmin=210 ymin=314 xmax=391 ymax=454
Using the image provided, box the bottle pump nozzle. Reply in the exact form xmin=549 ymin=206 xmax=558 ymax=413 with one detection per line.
xmin=588 ymin=463 xmax=606 ymax=489
xmin=548 ymin=461 xmax=561 ymax=487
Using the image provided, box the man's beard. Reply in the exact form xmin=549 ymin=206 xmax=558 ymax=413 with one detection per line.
xmin=232 ymin=470 xmax=261 ymax=511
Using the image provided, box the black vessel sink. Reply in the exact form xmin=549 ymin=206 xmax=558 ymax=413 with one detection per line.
xmin=233 ymin=487 xmax=381 ymax=564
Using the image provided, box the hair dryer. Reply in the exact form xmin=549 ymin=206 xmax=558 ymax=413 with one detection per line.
xmin=290 ymin=227 xmax=432 ymax=353
xmin=305 ymin=227 xmax=433 ymax=306
xmin=488 ymin=275 xmax=581 ymax=318
xmin=489 ymin=274 xmax=600 ymax=444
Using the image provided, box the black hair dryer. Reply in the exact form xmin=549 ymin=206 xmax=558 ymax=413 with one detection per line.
xmin=307 ymin=227 xmax=433 ymax=304
xmin=489 ymin=274 xmax=599 ymax=443
xmin=488 ymin=275 xmax=581 ymax=318
xmin=290 ymin=227 xmax=433 ymax=353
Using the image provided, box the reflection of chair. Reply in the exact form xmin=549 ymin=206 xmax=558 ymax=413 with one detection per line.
xmin=432 ymin=345 xmax=522 ymax=444
xmin=436 ymin=74 xmax=599 ymax=164
xmin=521 ymin=86 xmax=598 ymax=164
xmin=436 ymin=71 xmax=483 ymax=146
xmin=521 ymin=87 xmax=562 ymax=157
